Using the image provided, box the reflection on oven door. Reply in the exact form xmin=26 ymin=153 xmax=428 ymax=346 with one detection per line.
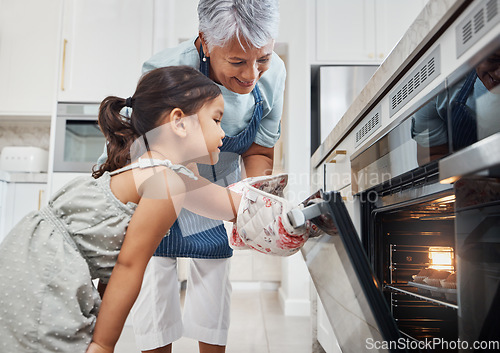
xmin=301 ymin=191 xmax=404 ymax=353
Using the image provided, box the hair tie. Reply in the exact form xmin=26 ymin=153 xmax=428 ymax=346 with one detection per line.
xmin=125 ymin=97 xmax=133 ymax=108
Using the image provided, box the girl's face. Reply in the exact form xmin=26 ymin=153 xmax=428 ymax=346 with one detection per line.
xmin=193 ymin=95 xmax=225 ymax=165
xmin=204 ymin=36 xmax=274 ymax=95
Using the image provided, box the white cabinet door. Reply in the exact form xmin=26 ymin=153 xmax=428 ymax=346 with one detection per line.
xmin=58 ymin=0 xmax=154 ymax=102
xmin=172 ymin=0 xmax=199 ymax=44
xmin=0 ymin=182 xmax=46 ymax=243
xmin=317 ymin=295 xmax=341 ymax=353
xmin=0 ymin=181 xmax=6 ymax=243
xmin=12 ymin=182 xmax=46 ymax=222
xmin=375 ymin=0 xmax=428 ymax=60
xmin=0 ymin=0 xmax=62 ymax=116
xmin=314 ymin=0 xmax=427 ymax=63
xmin=315 ymin=0 xmax=376 ymax=63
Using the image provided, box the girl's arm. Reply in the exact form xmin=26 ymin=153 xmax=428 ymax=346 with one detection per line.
xmin=87 ymin=170 xmax=185 ymax=353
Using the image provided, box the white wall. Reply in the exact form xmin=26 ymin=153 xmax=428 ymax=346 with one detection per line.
xmin=153 ymin=0 xmax=199 ymax=53
xmin=276 ymin=0 xmax=313 ymax=316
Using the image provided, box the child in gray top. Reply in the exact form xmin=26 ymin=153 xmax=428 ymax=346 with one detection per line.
xmin=0 ymin=66 xmax=241 ymax=353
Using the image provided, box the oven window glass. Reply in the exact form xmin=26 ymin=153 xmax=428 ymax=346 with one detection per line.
xmin=374 ymin=191 xmax=458 ymax=343
xmin=446 ymin=47 xmax=500 ymax=152
xmin=410 ymin=90 xmax=451 ymax=166
xmin=64 ymin=120 xmax=105 ymax=163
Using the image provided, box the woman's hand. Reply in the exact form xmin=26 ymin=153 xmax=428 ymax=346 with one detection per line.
xmin=86 ymin=342 xmax=112 ymax=353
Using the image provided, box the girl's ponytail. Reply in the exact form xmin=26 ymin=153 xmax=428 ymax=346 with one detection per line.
xmin=91 ymin=96 xmax=139 ymax=178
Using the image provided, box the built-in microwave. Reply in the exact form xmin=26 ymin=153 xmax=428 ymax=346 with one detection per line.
xmin=53 ymin=102 xmax=105 ymax=173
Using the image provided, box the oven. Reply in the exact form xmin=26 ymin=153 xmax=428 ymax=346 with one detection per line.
xmin=351 ymin=140 xmax=500 ymax=352
xmin=350 ymin=42 xmax=500 ymax=349
xmin=305 ymin=1 xmax=500 ymax=352
xmin=53 ymin=102 xmax=105 ymax=173
xmin=355 ymin=161 xmax=459 ymax=346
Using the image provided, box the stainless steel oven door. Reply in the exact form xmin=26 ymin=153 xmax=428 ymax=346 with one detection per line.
xmin=54 ymin=103 xmax=105 ymax=173
xmin=299 ymin=191 xmax=406 ymax=353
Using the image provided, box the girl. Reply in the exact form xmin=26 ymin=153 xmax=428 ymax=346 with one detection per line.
xmin=0 ymin=65 xmax=240 ymax=353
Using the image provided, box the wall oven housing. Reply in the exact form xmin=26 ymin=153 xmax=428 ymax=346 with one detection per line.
xmin=309 ymin=1 xmax=500 ymax=352
xmin=348 ymin=7 xmax=500 ymax=348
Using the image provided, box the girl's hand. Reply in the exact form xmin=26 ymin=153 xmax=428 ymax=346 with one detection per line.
xmin=86 ymin=342 xmax=112 ymax=353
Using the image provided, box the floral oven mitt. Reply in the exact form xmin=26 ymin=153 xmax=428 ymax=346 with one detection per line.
xmin=228 ymin=174 xmax=320 ymax=256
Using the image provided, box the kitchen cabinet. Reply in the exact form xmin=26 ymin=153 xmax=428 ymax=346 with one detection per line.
xmin=58 ymin=0 xmax=154 ymax=102
xmin=315 ymin=0 xmax=376 ymax=63
xmin=323 ymin=150 xmax=351 ymax=191
xmin=0 ymin=0 xmax=63 ymax=116
xmin=314 ymin=0 xmax=427 ymax=63
xmin=0 ymin=181 xmax=46 ymax=243
xmin=49 ymin=171 xmax=88 ymax=196
xmin=317 ymin=295 xmax=341 ymax=353
xmin=374 ymin=0 xmax=428 ymax=60
xmin=171 ymin=0 xmax=199 ymax=44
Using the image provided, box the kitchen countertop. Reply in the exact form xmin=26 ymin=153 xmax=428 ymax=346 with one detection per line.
xmin=0 ymin=170 xmax=48 ymax=183
xmin=311 ymin=0 xmax=467 ymax=168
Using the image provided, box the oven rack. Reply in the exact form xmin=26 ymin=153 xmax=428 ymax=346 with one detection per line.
xmin=385 ymin=284 xmax=458 ymax=310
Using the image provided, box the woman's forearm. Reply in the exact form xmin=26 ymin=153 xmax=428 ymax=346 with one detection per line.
xmin=241 ymin=143 xmax=274 ymax=178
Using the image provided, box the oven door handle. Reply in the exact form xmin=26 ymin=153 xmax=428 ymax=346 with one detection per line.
xmin=287 ymin=201 xmax=332 ymax=229
xmin=440 ymin=132 xmax=500 ymax=183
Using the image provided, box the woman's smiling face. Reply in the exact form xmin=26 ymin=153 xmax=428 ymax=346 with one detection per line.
xmin=202 ymin=35 xmax=274 ymax=95
xmin=476 ymin=50 xmax=500 ymax=92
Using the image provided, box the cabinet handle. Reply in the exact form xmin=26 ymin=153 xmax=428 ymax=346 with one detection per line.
xmin=327 ymin=150 xmax=347 ymax=163
xmin=38 ymin=189 xmax=44 ymax=210
xmin=61 ymin=39 xmax=68 ymax=91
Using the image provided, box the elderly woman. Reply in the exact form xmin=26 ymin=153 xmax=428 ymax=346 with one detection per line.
xmin=128 ymin=1 xmax=286 ymax=353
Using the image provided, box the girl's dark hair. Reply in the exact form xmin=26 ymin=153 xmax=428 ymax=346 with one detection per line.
xmin=92 ymin=65 xmax=221 ymax=178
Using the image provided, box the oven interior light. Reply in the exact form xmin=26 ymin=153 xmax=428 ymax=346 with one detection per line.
xmin=436 ymin=195 xmax=456 ymax=204
xmin=428 ymin=246 xmax=454 ymax=271
xmin=420 ymin=215 xmax=455 ymax=220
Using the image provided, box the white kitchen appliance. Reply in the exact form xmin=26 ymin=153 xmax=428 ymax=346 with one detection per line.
xmin=0 ymin=146 xmax=49 ymax=173
xmin=311 ymin=65 xmax=378 ymax=153
xmin=54 ymin=102 xmax=106 ymax=173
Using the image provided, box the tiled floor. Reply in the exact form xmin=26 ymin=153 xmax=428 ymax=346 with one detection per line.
xmin=115 ymin=284 xmax=312 ymax=353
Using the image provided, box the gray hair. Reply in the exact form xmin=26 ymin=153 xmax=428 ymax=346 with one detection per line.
xmin=198 ymin=0 xmax=279 ymax=51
